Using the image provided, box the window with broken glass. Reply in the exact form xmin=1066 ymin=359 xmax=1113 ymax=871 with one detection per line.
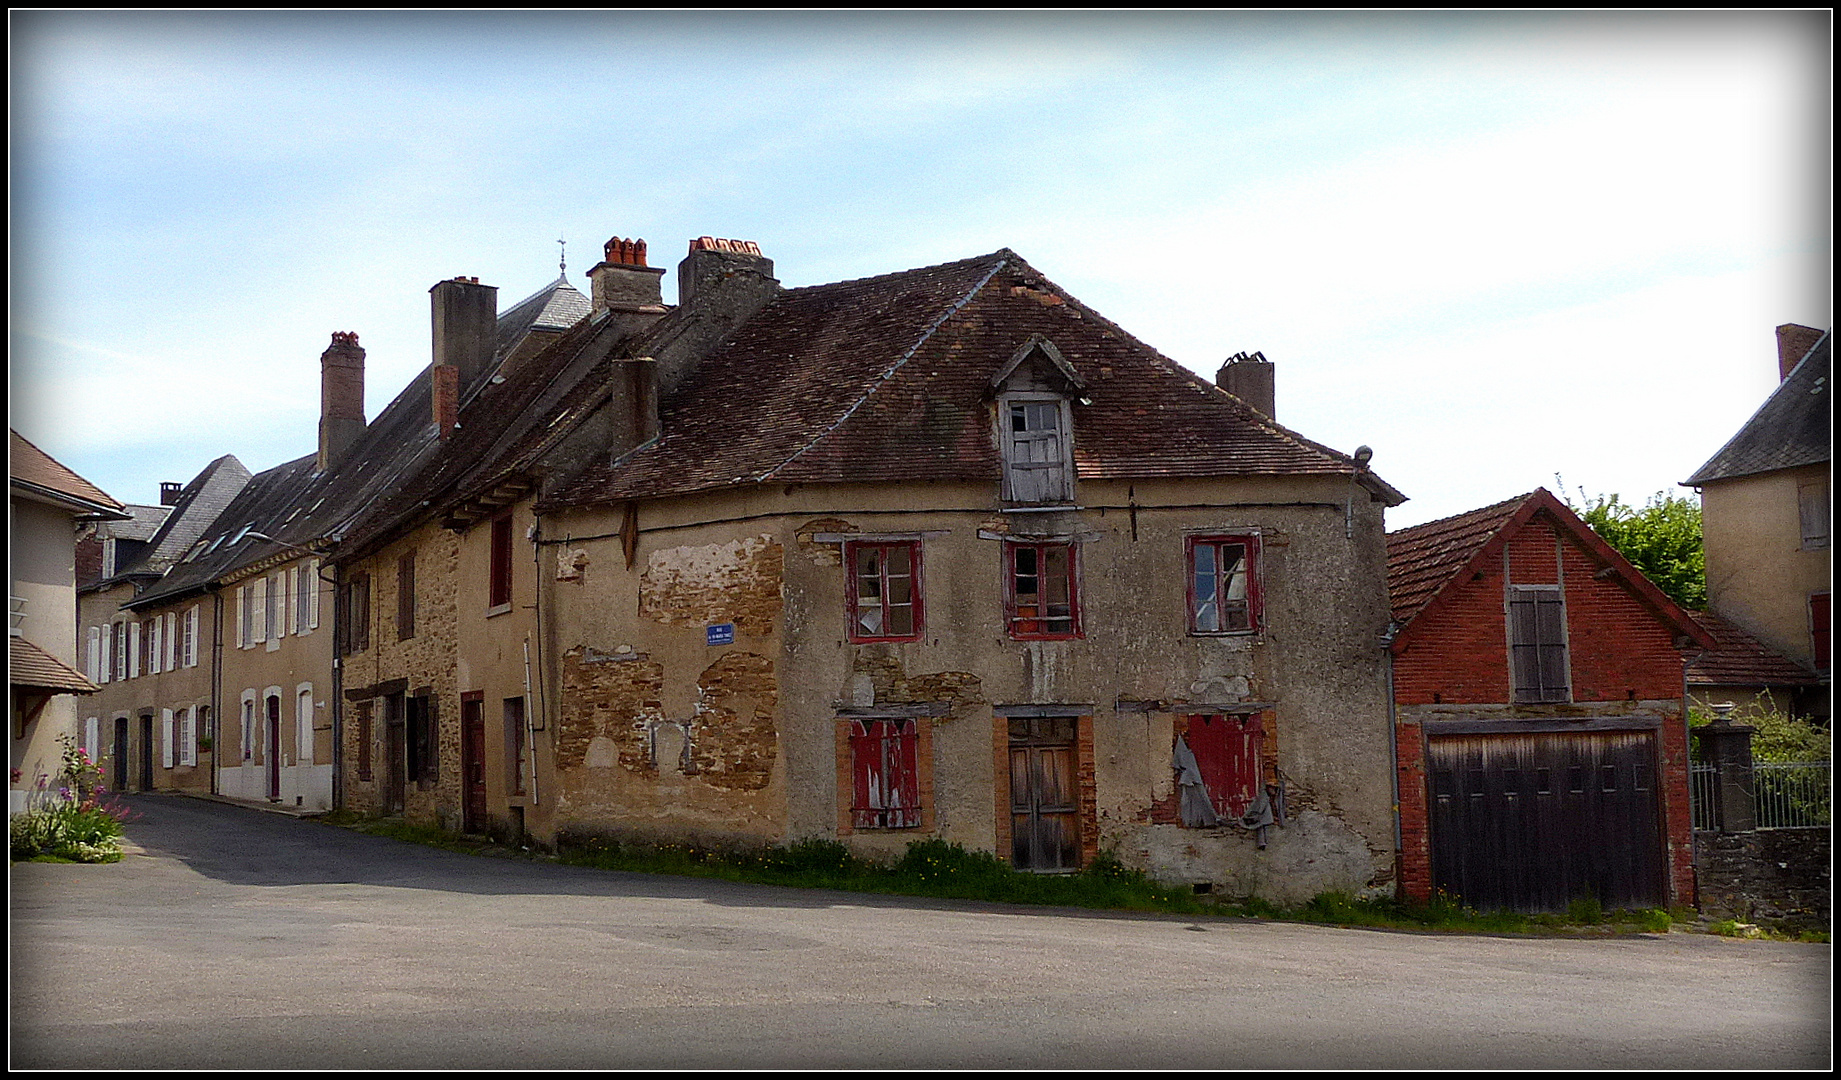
xmin=1001 ymin=397 xmax=1073 ymax=504
xmin=849 ymin=718 xmax=920 ymax=829
xmin=1006 ymin=541 xmax=1080 ymax=639
xmin=1188 ymin=536 xmax=1260 ymax=634
xmin=846 ymin=540 xmax=921 ymax=642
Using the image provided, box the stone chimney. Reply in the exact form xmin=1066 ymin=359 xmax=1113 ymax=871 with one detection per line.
xmin=653 ymin=236 xmax=780 ymax=396
xmin=1216 ymin=351 xmax=1275 ymax=420
xmin=430 ymin=276 xmax=499 ymax=388
xmin=159 ymin=482 xmax=183 ymax=506
xmin=431 ymin=363 xmax=459 ymax=440
xmin=318 ymin=332 xmax=366 ymax=472
xmin=1775 ymin=323 xmax=1825 ymax=381
xmin=588 ymin=236 xmax=666 ymax=313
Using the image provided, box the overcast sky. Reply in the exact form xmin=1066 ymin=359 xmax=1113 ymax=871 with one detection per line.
xmin=9 ymin=11 xmax=1830 ymax=529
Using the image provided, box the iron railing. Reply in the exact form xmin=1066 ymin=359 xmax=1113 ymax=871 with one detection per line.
xmin=1754 ymin=761 xmax=1831 ymax=830
xmin=1689 ymin=763 xmax=1720 ymax=832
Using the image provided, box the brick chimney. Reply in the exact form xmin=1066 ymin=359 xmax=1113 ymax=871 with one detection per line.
xmin=159 ymin=482 xmax=183 ymax=506
xmin=1216 ymin=351 xmax=1275 ymax=420
xmin=588 ymin=236 xmax=666 ymax=313
xmin=431 ymin=363 xmax=459 ymax=440
xmin=430 ymin=276 xmax=499 ymax=388
xmin=1775 ymin=323 xmax=1824 ymax=381
xmin=318 ymin=331 xmax=366 ymax=472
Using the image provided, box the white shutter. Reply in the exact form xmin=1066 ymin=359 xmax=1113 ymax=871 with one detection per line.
xmin=85 ymin=716 xmax=100 ymax=761
xmin=150 ymin=618 xmax=163 ymax=674
xmin=86 ymin=627 xmax=101 ymax=682
xmin=129 ymin=621 xmax=142 ymax=678
xmin=164 ymin=612 xmax=176 ymax=670
xmin=185 ymin=606 xmax=200 ymax=667
xmin=297 ymin=688 xmax=314 ymax=766
xmin=273 ymin=572 xmax=288 ymax=638
xmin=252 ymin=577 xmax=267 ymax=644
xmin=100 ymin=625 xmax=111 ymax=683
xmin=236 ymin=586 xmax=247 ymax=648
xmin=308 ymin=560 xmax=320 ymax=629
xmin=161 ymin=709 xmax=175 ymax=769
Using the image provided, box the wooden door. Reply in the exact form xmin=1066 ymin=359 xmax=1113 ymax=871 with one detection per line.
xmin=1427 ymin=729 xmax=1665 ymax=912
xmin=138 ymin=715 xmax=154 ymax=791
xmin=266 ymin=696 xmax=281 ymax=799
xmin=1008 ymin=716 xmax=1079 ymax=871
xmin=113 ymin=717 xmax=129 ymax=790
xmin=385 ymin=694 xmax=405 ymax=815
xmin=461 ymin=694 xmax=486 ymax=834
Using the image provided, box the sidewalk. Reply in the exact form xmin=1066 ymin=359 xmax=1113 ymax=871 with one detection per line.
xmin=175 ymin=790 xmax=327 ymax=819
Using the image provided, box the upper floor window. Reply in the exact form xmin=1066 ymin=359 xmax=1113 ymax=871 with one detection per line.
xmin=1007 ymin=541 xmax=1080 ymax=639
xmin=847 ymin=540 xmax=922 ymax=642
xmin=990 ymin=334 xmax=1085 ymax=507
xmin=398 ymin=551 xmax=417 ymax=640
xmin=489 ymin=515 xmax=513 ymax=612
xmin=1509 ymin=584 xmax=1569 ymax=703
xmin=1001 ymin=398 xmax=1074 ymax=504
xmin=1188 ymin=536 xmax=1261 ymax=634
xmin=1799 ymin=478 xmax=1829 ymax=550
xmin=340 ymin=572 xmax=370 ymax=655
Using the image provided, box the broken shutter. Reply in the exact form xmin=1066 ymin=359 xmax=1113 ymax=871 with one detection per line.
xmin=1182 ymin=714 xmax=1262 ymax=821
xmin=1005 ymin=401 xmax=1069 ymax=503
xmin=850 ymin=719 xmax=920 ymax=828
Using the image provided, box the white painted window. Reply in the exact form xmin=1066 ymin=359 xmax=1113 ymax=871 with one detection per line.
xmin=241 ymin=694 xmax=257 ymax=762
xmin=161 ymin=709 xmax=175 ymax=769
xmin=296 ymin=686 xmax=315 ymax=766
xmin=178 ymin=707 xmax=196 ymax=767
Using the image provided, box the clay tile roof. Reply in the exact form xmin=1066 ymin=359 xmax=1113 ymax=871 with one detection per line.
xmin=540 ymin=249 xmax=1402 ymax=510
xmin=10 ymin=637 xmax=100 ymax=694
xmin=1685 ymin=331 xmax=1830 ymax=485
xmin=1385 ymin=492 xmax=1531 ymax=625
xmin=10 ymin=429 xmax=125 ymax=516
xmin=1685 ymin=610 xmax=1821 ymax=687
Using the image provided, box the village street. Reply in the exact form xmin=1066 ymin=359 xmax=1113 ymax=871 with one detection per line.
xmin=9 ymin=795 xmax=1830 ymax=1070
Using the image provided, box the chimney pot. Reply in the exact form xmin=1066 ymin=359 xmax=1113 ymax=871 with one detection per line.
xmin=159 ymin=482 xmax=183 ymax=506
xmin=589 ymin=233 xmax=666 ymax=313
xmin=431 ymin=276 xmax=499 ymax=387
xmin=318 ymin=331 xmax=367 ymax=472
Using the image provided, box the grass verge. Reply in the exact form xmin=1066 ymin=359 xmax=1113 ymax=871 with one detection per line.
xmin=317 ymin=816 xmax=1762 ymax=938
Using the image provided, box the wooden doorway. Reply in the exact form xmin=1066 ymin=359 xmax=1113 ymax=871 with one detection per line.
xmin=113 ymin=717 xmax=129 ymax=790
xmin=265 ymin=695 xmax=281 ymax=800
xmin=461 ymin=693 xmax=486 ymax=834
xmin=385 ymin=693 xmax=406 ymax=815
xmin=1427 ymin=727 xmax=1666 ymax=912
xmin=138 ymin=714 xmax=154 ymax=791
xmin=1007 ymin=716 xmax=1080 ymax=871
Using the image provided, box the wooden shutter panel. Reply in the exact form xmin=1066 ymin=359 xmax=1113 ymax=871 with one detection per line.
xmin=161 ymin=709 xmax=174 ymax=769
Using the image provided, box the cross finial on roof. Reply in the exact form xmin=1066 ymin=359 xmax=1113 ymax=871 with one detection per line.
xmin=558 ymin=235 xmax=567 ymax=277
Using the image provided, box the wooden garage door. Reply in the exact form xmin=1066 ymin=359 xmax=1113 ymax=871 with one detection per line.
xmin=1428 ymin=729 xmax=1664 ymax=913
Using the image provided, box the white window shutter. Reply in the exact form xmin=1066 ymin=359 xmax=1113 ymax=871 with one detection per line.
xmin=253 ymin=577 xmax=267 ymax=643
xmin=161 ymin=709 xmax=174 ymax=769
xmin=86 ymin=627 xmax=101 ymax=682
xmin=185 ymin=606 xmax=200 ymax=667
xmin=150 ymin=618 xmax=163 ymax=674
xmin=129 ymin=621 xmax=142 ymax=678
xmin=100 ymin=626 xmax=111 ymax=683
xmin=85 ymin=716 xmax=100 ymax=761
xmin=164 ymin=612 xmax=176 ymax=670
xmin=236 ymin=586 xmax=247 ymax=649
xmin=309 ymin=560 xmax=321 ymax=629
xmin=275 ymin=572 xmax=288 ymax=638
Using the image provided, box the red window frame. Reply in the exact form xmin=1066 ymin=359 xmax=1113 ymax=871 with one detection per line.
xmin=1181 ymin=713 xmax=1263 ymax=822
xmin=845 ymin=540 xmax=923 ymax=643
xmin=1186 ymin=535 xmax=1261 ymax=634
xmin=1006 ymin=541 xmax=1081 ymax=640
xmin=850 ymin=718 xmax=920 ymax=829
xmin=488 ymin=515 xmax=513 ymax=611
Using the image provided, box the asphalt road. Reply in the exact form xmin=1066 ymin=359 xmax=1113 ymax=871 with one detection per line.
xmin=9 ymin=794 xmax=1831 ymax=1069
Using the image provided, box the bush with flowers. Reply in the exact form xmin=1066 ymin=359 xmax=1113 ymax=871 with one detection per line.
xmin=9 ymin=736 xmax=134 ymax=863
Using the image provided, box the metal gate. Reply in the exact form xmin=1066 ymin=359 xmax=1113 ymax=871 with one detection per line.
xmin=1427 ymin=728 xmax=1665 ymax=912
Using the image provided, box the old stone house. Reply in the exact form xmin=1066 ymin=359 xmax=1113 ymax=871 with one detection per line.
xmin=1684 ymin=324 xmax=1830 ymax=723
xmin=74 ymin=454 xmax=249 ymax=795
xmin=1385 ymin=488 xmax=1718 ymax=913
xmin=330 ymin=235 xmax=1409 ymax=902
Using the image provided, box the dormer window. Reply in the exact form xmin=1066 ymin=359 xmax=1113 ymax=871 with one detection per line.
xmin=990 ymin=334 xmax=1085 ymax=507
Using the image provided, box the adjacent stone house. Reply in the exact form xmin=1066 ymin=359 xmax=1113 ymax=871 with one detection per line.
xmin=1684 ymin=324 xmax=1830 ymax=723
xmin=11 ymin=430 xmax=127 ymax=811
xmin=1385 ymin=489 xmax=1717 ymax=912
xmin=328 ymin=236 xmax=1409 ymax=902
xmin=74 ymin=454 xmax=248 ymax=795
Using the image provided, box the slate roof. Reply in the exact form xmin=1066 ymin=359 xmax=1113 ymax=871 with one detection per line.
xmin=1686 ymin=610 xmax=1822 ymax=687
xmin=1384 ymin=488 xmax=1716 ymax=654
xmin=10 ymin=429 xmax=126 ymax=517
xmin=130 ymin=288 xmax=589 ymax=609
xmin=102 ymin=505 xmax=171 ymax=545
xmin=1685 ymin=330 xmax=1831 ymax=485
xmin=497 ymin=275 xmax=592 ymax=342
xmin=539 ymin=250 xmax=1404 ymax=510
xmin=9 ymin=636 xmax=99 ymax=694
xmin=88 ymin=455 xmax=252 ymax=592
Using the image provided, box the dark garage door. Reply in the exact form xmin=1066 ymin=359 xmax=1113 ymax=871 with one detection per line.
xmin=1427 ymin=728 xmax=1665 ymax=913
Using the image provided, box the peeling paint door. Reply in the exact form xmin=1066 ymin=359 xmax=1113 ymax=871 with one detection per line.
xmin=1009 ymin=716 xmax=1079 ymax=871
xmin=462 ymin=694 xmax=486 ymax=834
xmin=1427 ymin=729 xmax=1665 ymax=912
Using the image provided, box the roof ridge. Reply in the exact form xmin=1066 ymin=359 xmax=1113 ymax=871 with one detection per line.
xmin=780 ymin=250 xmax=1010 ymax=296
xmin=756 ymin=254 xmax=1011 ymax=483
xmin=1387 ymin=491 xmax=1534 ymax=539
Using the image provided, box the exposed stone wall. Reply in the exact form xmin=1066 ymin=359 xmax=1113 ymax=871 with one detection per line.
xmin=1694 ymin=829 xmax=1830 ymax=930
xmin=638 ymin=535 xmax=782 ymax=636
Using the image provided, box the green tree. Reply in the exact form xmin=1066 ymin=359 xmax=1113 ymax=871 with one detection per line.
xmin=1558 ymin=481 xmax=1706 ymax=610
